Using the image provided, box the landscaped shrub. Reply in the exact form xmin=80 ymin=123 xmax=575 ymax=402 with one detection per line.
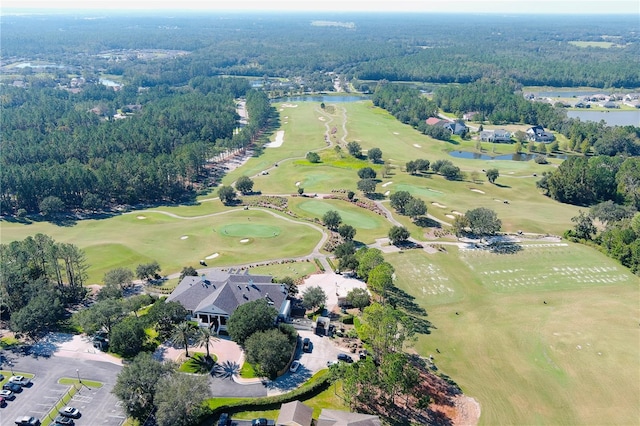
xmin=203 ymin=371 xmax=332 ymax=421
xmin=342 ymin=314 xmax=354 ymax=324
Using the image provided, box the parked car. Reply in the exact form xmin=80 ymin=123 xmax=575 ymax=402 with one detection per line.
xmin=0 ymin=395 xmax=6 ymax=406
xmin=58 ymin=407 xmax=80 ymax=418
xmin=302 ymin=338 xmax=312 ymax=353
xmin=9 ymin=376 xmax=31 ymax=386
xmin=53 ymin=416 xmax=74 ymax=425
xmin=0 ymin=390 xmax=16 ymax=400
xmin=3 ymin=382 xmax=22 ymax=392
xmin=217 ymin=413 xmax=230 ymax=426
xmin=337 ymin=353 xmax=353 ymax=363
xmin=251 ymin=419 xmax=268 ymax=426
xmin=14 ymin=416 xmax=40 ymax=426
xmin=0 ymin=373 xmax=4 ymax=381
xmin=289 ymin=360 xmax=300 ymax=373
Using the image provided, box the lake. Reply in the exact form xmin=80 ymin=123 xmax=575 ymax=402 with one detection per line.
xmin=567 ymin=110 xmax=640 ymax=126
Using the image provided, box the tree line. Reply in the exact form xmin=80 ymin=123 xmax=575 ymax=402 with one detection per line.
xmin=0 ymin=234 xmax=87 ymax=339
xmin=3 ymin=13 xmax=638 ymax=89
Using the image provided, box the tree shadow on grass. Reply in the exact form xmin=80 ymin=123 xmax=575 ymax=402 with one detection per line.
xmin=488 ymin=243 xmax=523 ymax=254
xmin=414 ymin=217 xmax=441 ymax=228
xmin=494 ymin=183 xmax=511 ymax=188
xmin=387 ymin=287 xmax=427 ymax=316
xmin=212 ymin=360 xmax=240 ymax=379
xmin=366 ymin=193 xmax=386 ymax=200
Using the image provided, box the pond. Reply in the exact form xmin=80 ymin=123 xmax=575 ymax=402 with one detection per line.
xmin=567 ymin=110 xmax=640 ymax=126
xmin=273 ymin=95 xmax=370 ymax=103
xmin=448 ymin=151 xmax=567 ymax=161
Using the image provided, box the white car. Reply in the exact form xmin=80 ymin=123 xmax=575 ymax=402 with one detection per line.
xmin=289 ymin=360 xmax=300 ymax=372
xmin=9 ymin=376 xmax=31 ymax=386
xmin=0 ymin=389 xmax=16 ymax=400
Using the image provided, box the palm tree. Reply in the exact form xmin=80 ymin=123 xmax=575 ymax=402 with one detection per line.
xmin=196 ymin=327 xmax=218 ymax=361
xmin=171 ymin=321 xmax=198 ymax=358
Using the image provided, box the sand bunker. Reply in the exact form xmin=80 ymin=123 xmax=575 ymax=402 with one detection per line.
xmin=295 ymin=181 xmax=301 ymax=187
xmin=265 ymin=130 xmax=284 ymax=148
xmin=180 ymin=236 xmax=189 ymax=240
xmin=446 ymin=214 xmax=456 ymax=219
xmin=240 ymin=239 xmax=250 ymax=243
xmin=413 ymin=144 xmax=422 ymax=148
xmin=382 ymin=181 xmax=393 ymax=187
xmin=452 ymin=210 xmax=464 ymax=216
xmin=281 ymin=103 xmax=298 ymax=108
xmin=393 ymin=132 xmax=399 ymax=135
xmin=431 ymin=202 xmax=447 ymax=208
xmin=470 ymin=188 xmax=485 ymax=194
xmin=384 ymin=190 xmax=390 ymax=196
xmin=318 ymin=117 xmax=326 ymax=121
xmin=137 ymin=215 xmax=146 ymax=219
xmin=205 ymin=253 xmax=219 ymax=259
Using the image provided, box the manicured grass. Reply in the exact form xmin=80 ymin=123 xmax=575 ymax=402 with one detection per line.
xmin=239 ymin=361 xmax=258 ymax=379
xmin=249 ymin=260 xmax=318 ymax=280
xmin=59 ymin=377 xmax=103 ymax=388
xmin=178 ymin=352 xmax=216 ymax=374
xmin=0 ymin=336 xmax=20 ymax=348
xmin=389 ymin=244 xmax=639 ymax=425
xmin=2 ymin=208 xmax=322 ymax=284
xmin=288 ymin=197 xmax=391 ymax=244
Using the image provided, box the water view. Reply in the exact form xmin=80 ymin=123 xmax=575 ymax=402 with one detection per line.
xmin=567 ymin=110 xmax=640 ymax=126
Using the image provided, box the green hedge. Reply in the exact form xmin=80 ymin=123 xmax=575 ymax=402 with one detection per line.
xmin=201 ymin=370 xmax=332 ymax=423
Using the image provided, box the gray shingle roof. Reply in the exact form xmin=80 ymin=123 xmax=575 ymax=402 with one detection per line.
xmin=166 ymin=271 xmax=287 ymax=316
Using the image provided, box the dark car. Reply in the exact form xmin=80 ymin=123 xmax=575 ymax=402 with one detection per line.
xmin=302 ymin=338 xmax=312 ymax=353
xmin=14 ymin=416 xmax=40 ymax=426
xmin=3 ymin=382 xmax=22 ymax=393
xmin=251 ymin=418 xmax=268 ymax=426
xmin=337 ymin=353 xmax=353 ymax=363
xmin=53 ymin=416 xmax=74 ymax=425
xmin=217 ymin=413 xmax=230 ymax=426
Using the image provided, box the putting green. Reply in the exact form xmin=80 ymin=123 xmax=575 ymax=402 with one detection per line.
xmin=218 ymin=223 xmax=281 ymax=238
xmin=297 ymin=200 xmax=379 ymax=229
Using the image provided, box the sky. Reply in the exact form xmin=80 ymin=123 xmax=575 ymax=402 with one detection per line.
xmin=2 ymin=0 xmax=639 ymax=15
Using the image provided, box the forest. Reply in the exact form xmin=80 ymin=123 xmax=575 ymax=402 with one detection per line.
xmin=1 ymin=13 xmax=639 ymax=89
xmin=0 ymin=78 xmax=273 ymax=215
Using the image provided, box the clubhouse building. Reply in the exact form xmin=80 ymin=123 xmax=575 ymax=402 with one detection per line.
xmin=166 ymin=269 xmax=290 ymax=334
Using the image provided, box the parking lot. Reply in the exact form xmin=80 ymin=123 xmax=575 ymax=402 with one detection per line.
xmin=0 ymin=353 xmax=124 ymax=425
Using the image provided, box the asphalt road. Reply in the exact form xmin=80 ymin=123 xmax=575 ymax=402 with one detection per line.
xmin=0 ymin=352 xmax=125 ymax=426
